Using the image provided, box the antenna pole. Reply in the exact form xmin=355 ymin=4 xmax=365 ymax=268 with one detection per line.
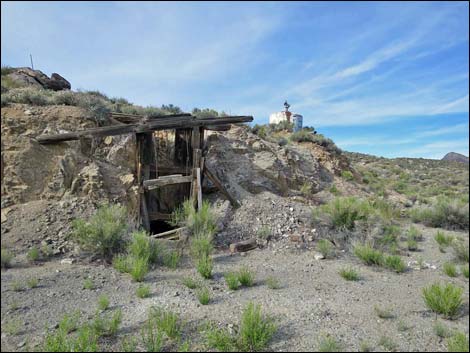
xmin=30 ymin=54 xmax=34 ymax=70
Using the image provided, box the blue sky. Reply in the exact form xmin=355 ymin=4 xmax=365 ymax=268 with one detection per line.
xmin=2 ymin=1 xmax=469 ymax=159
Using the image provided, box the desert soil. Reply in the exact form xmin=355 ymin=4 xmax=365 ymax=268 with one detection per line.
xmin=1 ymin=222 xmax=468 ymax=352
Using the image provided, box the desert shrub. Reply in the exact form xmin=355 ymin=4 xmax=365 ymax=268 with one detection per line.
xmin=162 ymin=250 xmax=181 ymax=269
xmin=271 ymin=120 xmax=294 ymax=132
xmin=172 ymin=200 xmax=216 ymax=238
xmin=128 ymin=230 xmax=160 ymax=264
xmin=378 ymin=336 xmax=397 ymax=351
xmin=318 ymin=336 xmax=342 ymax=352
xmin=182 ymin=277 xmax=199 ymax=289
xmin=225 ymin=272 xmax=240 ymax=290
xmin=205 ymin=325 xmax=237 ymax=352
xmin=1 ymin=65 xmax=15 ymax=76
xmin=238 ymin=303 xmax=276 ymax=352
xmin=299 ymin=182 xmax=312 ymax=196
xmin=462 ymin=265 xmax=469 ymax=279
xmin=98 ymin=295 xmax=110 ymax=311
xmin=83 ymin=278 xmax=95 ymax=290
xmin=91 ymin=309 xmax=122 ymax=337
xmin=452 ymin=239 xmax=469 ymax=263
xmin=136 ymin=284 xmax=151 ymax=298
xmin=129 ymin=256 xmax=149 ymax=282
xmin=317 ymin=239 xmax=335 ymax=258
xmin=141 ymin=319 xmax=165 ymax=352
xmin=27 ymin=247 xmax=40 ymax=262
xmin=71 ymin=204 xmax=128 ymax=260
xmin=354 ymin=244 xmax=384 ymax=266
xmin=75 ymin=91 xmax=112 ymax=125
xmin=113 ymin=254 xmax=131 ymax=273
xmin=11 ymin=281 xmax=23 ymax=292
xmin=374 ymin=305 xmax=395 ymax=319
xmin=341 ymin=170 xmax=354 ymax=181
xmin=407 ymin=226 xmax=423 ymax=241
xmin=315 ymin=197 xmax=373 ymax=230
xmin=53 ymin=90 xmax=78 ymax=106
xmin=407 ymin=238 xmax=418 ymax=251
xmin=237 ymin=267 xmax=255 ymax=287
xmin=434 ymin=321 xmax=452 ymax=338
xmin=197 ymin=255 xmax=213 ymax=279
xmin=191 ymin=234 xmax=214 ymax=260
xmin=121 ymin=336 xmax=138 ymax=352
xmin=266 ymin=276 xmax=281 ymax=289
xmin=290 ymin=131 xmax=341 ymax=154
xmin=43 ymin=323 xmax=99 ymax=352
xmin=443 ymin=262 xmax=458 ymax=277
xmin=435 ymin=231 xmax=454 ymax=248
xmin=27 ymin=277 xmax=39 ymax=289
xmin=1 ymin=248 xmax=14 ymax=268
xmin=329 ymin=184 xmax=341 ymax=195
xmin=339 ymin=267 xmax=359 ymax=281
xmin=422 ymin=282 xmax=463 ymax=318
xmin=447 ymin=332 xmax=469 ymax=352
xmin=149 ymin=307 xmax=181 ymax=339
xmin=196 ymin=287 xmax=211 ymax=305
xmin=3 ymin=87 xmax=52 ymax=105
xmin=384 ymin=255 xmax=406 ymax=273
xmin=257 ymin=225 xmax=272 ymax=240
xmin=411 ymin=197 xmax=469 ymax=230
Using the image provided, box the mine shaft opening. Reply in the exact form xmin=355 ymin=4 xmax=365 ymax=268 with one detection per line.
xmin=149 ymin=220 xmax=177 ymax=235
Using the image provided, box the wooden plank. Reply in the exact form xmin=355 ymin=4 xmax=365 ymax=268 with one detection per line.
xmin=204 ymin=165 xmax=241 ymax=208
xmin=151 ymin=226 xmax=186 ymax=239
xmin=148 ymin=211 xmax=171 ymax=221
xmin=230 ymin=238 xmax=257 ymax=253
xmin=205 ymin=124 xmax=231 ymax=131
xmin=37 ymin=116 xmax=253 ymax=144
xmin=140 ymin=190 xmax=150 ymax=231
xmin=196 ymin=167 xmax=202 ymax=210
xmin=143 ymin=175 xmax=193 ymax=190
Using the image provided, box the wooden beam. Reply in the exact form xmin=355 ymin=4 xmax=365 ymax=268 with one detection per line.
xmin=148 ymin=211 xmax=172 ymax=221
xmin=37 ymin=116 xmax=253 ymax=144
xmin=204 ymin=164 xmax=240 ymax=208
xmin=143 ymin=175 xmax=192 ymax=190
xmin=151 ymin=226 xmax=186 ymax=239
xmin=230 ymin=238 xmax=257 ymax=253
xmin=196 ymin=167 xmax=202 ymax=210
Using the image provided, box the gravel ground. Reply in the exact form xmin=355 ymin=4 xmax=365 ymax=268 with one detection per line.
xmin=1 ymin=224 xmax=468 ymax=352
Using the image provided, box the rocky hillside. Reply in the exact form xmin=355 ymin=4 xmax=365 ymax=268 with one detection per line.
xmin=442 ymin=152 xmax=469 ymax=164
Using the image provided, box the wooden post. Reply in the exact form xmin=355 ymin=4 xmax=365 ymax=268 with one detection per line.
xmin=196 ymin=167 xmax=202 ymax=209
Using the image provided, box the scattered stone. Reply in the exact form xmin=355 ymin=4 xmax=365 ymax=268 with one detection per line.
xmin=60 ymin=258 xmax=75 ymax=265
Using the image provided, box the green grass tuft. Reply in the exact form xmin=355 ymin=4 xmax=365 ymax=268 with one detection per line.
xmin=98 ymin=295 xmax=110 ymax=311
xmin=238 ymin=302 xmax=276 ymax=352
xmin=197 ymin=255 xmax=213 ymax=279
xmin=237 ymin=267 xmax=255 ymax=287
xmin=422 ymin=282 xmax=463 ymax=318
xmin=225 ymin=272 xmax=240 ymax=290
xmin=443 ymin=262 xmax=458 ymax=277
xmin=447 ymin=332 xmax=469 ymax=352
xmin=339 ymin=267 xmax=360 ymax=281
xmin=196 ymin=287 xmax=211 ymax=305
xmin=136 ymin=284 xmax=151 ymax=298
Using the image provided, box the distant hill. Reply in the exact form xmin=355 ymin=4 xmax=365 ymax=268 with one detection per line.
xmin=442 ymin=152 xmax=469 ymax=164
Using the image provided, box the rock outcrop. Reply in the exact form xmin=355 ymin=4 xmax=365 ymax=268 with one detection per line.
xmin=442 ymin=152 xmax=469 ymax=164
xmin=5 ymin=67 xmax=71 ymax=91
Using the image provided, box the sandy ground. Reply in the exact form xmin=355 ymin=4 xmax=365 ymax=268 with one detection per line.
xmin=1 ymin=224 xmax=469 ymax=352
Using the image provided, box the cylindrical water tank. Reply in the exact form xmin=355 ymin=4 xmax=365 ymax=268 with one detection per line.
xmin=292 ymin=114 xmax=303 ymax=132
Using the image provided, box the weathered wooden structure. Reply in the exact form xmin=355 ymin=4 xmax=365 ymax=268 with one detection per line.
xmin=37 ymin=112 xmax=253 ymax=234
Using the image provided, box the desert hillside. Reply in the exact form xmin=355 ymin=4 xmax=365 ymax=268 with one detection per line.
xmin=1 ymin=68 xmax=469 ymax=352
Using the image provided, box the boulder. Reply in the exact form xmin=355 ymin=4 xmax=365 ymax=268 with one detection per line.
xmin=49 ymin=73 xmax=71 ymax=91
xmin=5 ymin=67 xmax=71 ymax=91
